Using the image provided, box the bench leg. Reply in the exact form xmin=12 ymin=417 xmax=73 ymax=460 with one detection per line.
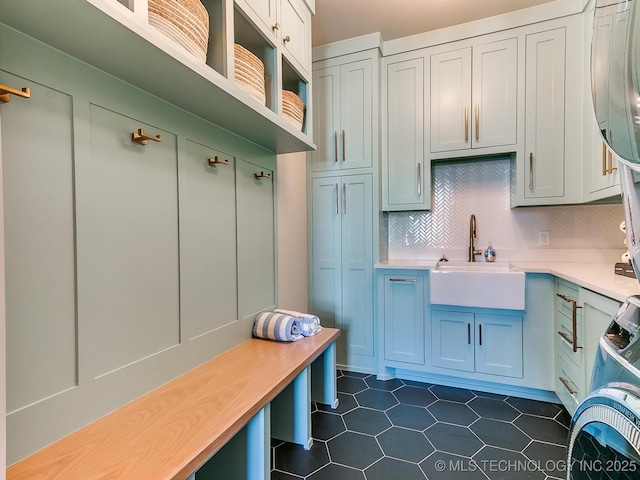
xmin=192 ymin=406 xmax=270 ymax=480
xmin=271 ymin=365 xmax=312 ymax=449
xmin=247 ymin=404 xmax=270 ymax=480
xmin=311 ymin=341 xmax=339 ymax=409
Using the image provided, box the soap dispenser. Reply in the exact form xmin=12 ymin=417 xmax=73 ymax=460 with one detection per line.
xmin=484 ymin=243 xmax=496 ymax=262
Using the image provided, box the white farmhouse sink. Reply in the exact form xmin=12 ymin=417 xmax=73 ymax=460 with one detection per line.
xmin=429 ymin=261 xmax=525 ymax=310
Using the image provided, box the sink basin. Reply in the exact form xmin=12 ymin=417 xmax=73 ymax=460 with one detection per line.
xmin=429 ymin=261 xmax=525 ymax=310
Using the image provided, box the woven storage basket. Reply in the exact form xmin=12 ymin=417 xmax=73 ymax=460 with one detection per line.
xmin=234 ymin=44 xmax=266 ymax=105
xmin=282 ymin=90 xmax=305 ymax=131
xmin=149 ymin=0 xmax=209 ymax=62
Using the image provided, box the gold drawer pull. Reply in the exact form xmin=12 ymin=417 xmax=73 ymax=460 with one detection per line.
xmin=208 ymin=156 xmax=229 ymax=167
xmin=132 ymin=128 xmax=162 ymax=145
xmin=254 ymin=171 xmax=271 ymax=180
xmin=283 ymin=35 xmax=291 ymax=43
xmin=556 ymin=293 xmax=583 ymax=352
xmin=0 ymin=84 xmax=30 ymax=103
xmin=559 ymin=376 xmax=578 ymax=395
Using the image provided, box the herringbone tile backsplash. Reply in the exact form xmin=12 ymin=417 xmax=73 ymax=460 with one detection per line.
xmin=389 ymin=158 xmax=625 ymax=251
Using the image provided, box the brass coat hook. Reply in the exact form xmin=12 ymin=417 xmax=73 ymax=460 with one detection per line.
xmin=208 ymin=156 xmax=230 ymax=167
xmin=132 ymin=128 xmax=162 ymax=145
xmin=254 ymin=171 xmax=272 ymax=180
xmin=0 ymin=85 xmax=30 ymax=103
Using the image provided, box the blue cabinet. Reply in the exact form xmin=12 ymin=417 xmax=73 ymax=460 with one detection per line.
xmin=310 ymin=174 xmax=374 ymax=369
xmin=383 ymin=274 xmax=425 ymax=365
xmin=382 ymin=53 xmax=429 ymax=211
xmin=311 ymin=59 xmax=374 ymax=173
xmin=431 ymin=309 xmax=523 ymax=378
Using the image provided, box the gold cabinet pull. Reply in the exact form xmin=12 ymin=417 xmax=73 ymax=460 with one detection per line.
xmin=272 ymin=23 xmax=280 ymax=32
xmin=602 ymin=143 xmax=608 ymax=176
xmin=0 ymin=84 xmax=30 ymax=103
xmin=208 ymin=156 xmax=229 ymax=167
xmin=529 ymin=152 xmax=534 ymax=190
xmin=417 ymin=162 xmax=422 ymax=197
xmin=283 ymin=35 xmax=291 ymax=43
xmin=475 ymin=104 xmax=479 ymax=141
xmin=342 ymin=130 xmax=346 ymax=162
xmin=464 ymin=106 xmax=469 ymax=141
xmin=254 ymin=171 xmax=271 ymax=180
xmin=559 ymin=376 xmax=578 ymax=395
xmin=334 ymin=131 xmax=338 ymax=163
xmin=132 ymin=128 xmax=162 ymax=145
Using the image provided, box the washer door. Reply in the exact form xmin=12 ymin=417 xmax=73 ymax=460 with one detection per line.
xmin=567 ymin=384 xmax=640 ymax=479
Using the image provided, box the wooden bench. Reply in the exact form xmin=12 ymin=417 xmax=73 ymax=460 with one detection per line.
xmin=7 ymin=328 xmax=340 ymax=480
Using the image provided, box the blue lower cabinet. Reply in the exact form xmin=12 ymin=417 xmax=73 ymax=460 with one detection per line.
xmin=310 ymin=174 xmax=375 ymax=370
xmin=431 ymin=309 xmax=523 ymax=378
xmin=383 ymin=274 xmax=425 ymax=365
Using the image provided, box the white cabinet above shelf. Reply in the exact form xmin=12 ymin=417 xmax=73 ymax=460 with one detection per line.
xmin=1 ymin=0 xmax=315 ymax=154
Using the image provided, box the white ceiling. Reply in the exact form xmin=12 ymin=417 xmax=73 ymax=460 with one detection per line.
xmin=311 ymin=0 xmax=556 ymax=47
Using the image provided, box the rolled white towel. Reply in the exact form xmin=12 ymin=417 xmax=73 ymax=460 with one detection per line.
xmin=274 ymin=308 xmax=323 ymax=337
xmin=253 ymin=311 xmax=303 ymax=342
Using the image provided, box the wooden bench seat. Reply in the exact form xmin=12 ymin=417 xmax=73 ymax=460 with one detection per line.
xmin=7 ymin=328 xmax=340 ymax=480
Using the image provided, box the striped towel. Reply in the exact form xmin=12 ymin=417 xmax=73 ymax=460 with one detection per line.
xmin=274 ymin=309 xmax=323 ymax=337
xmin=253 ymin=311 xmax=303 ymax=342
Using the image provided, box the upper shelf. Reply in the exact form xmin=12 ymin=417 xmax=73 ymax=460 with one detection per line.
xmin=1 ymin=0 xmax=315 ymax=154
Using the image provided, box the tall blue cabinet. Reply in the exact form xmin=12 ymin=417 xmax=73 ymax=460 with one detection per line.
xmin=308 ymin=38 xmax=381 ymax=373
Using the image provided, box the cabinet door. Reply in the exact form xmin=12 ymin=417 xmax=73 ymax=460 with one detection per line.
xmin=340 ymin=59 xmax=373 ymax=170
xmin=341 ymin=174 xmax=374 ymax=357
xmin=580 ymin=288 xmax=621 ymax=392
xmin=311 ymin=66 xmax=341 ymax=172
xmin=431 ymin=310 xmax=475 ymax=372
xmin=310 ymin=177 xmax=342 ymax=337
xmin=81 ymin=105 xmax=180 ymax=378
xmin=384 ymin=275 xmax=425 ymax=364
xmin=237 ymin=0 xmax=278 ymax=41
xmin=475 ymin=314 xmax=523 ymax=378
xmin=2 ymin=72 xmax=77 ymax=414
xmin=236 ymin=159 xmax=276 ymax=321
xmin=280 ymin=0 xmax=310 ymax=74
xmin=584 ymin=119 xmax=621 ymax=200
xmin=472 ymin=38 xmax=517 ymax=149
xmin=383 ymin=56 xmax=429 ymax=211
xmin=524 ymin=28 xmax=566 ymax=199
xmin=430 ymin=47 xmax=472 ymax=153
xmin=592 ymin=8 xmax=615 ymax=129
xmin=179 ymin=141 xmax=237 ymax=340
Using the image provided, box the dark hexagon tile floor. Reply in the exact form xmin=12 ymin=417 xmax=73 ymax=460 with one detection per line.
xmin=272 ymin=370 xmax=570 ymax=479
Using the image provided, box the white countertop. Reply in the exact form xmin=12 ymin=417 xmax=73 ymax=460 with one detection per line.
xmin=375 ymin=259 xmax=640 ymax=302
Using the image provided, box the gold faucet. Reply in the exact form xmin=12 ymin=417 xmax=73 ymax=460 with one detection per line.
xmin=469 ymin=214 xmax=482 ymax=262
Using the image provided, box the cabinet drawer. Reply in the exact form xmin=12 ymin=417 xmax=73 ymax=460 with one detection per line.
xmin=555 ymin=281 xmax=583 ymax=369
xmin=555 ymin=350 xmax=584 ymax=413
xmin=555 ymin=280 xmax=579 ymax=318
